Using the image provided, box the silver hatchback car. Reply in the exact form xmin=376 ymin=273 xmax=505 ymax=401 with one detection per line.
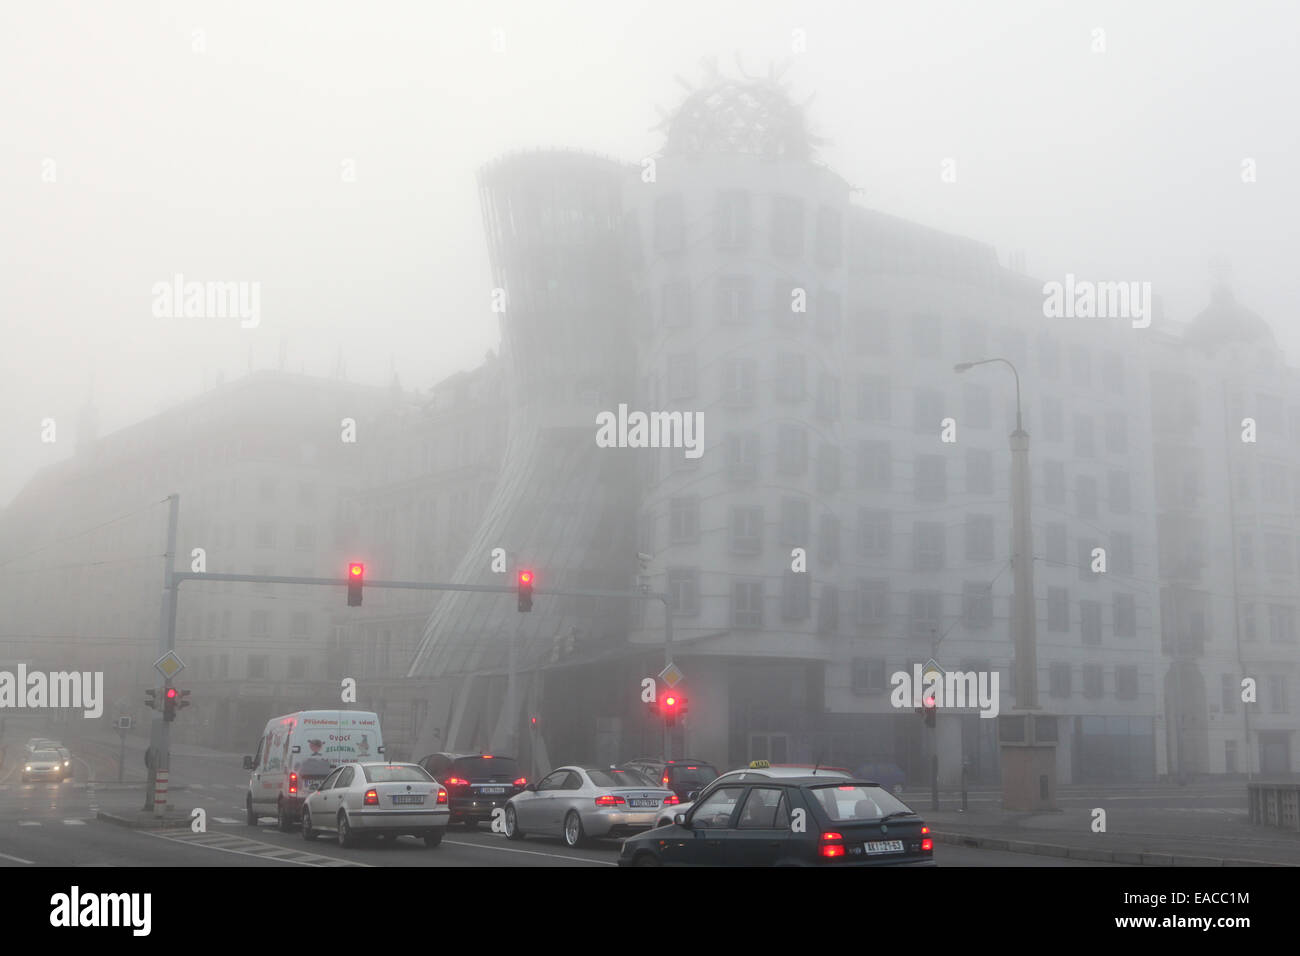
xmin=504 ymin=765 xmax=676 ymax=848
xmin=300 ymin=762 xmax=450 ymax=848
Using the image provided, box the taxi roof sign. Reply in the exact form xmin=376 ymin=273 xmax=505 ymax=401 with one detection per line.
xmin=748 ymin=759 xmax=771 ymax=769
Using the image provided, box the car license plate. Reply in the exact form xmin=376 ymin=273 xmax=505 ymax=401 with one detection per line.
xmin=390 ymin=794 xmax=424 ymax=805
xmin=865 ymin=840 xmax=904 ymax=855
xmin=479 ymin=787 xmax=506 ymax=795
xmin=628 ymin=799 xmax=657 ymax=808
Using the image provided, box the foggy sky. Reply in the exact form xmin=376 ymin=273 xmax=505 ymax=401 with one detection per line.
xmin=3 ymin=0 xmax=1297 ymax=504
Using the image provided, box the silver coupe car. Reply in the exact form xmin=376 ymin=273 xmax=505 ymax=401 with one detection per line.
xmin=503 ymin=765 xmax=676 ymax=848
xmin=300 ymin=762 xmax=450 ymax=848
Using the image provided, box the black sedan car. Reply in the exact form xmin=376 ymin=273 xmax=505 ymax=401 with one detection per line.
xmin=416 ymin=752 xmax=527 ymax=828
xmin=618 ymin=776 xmax=935 ymax=867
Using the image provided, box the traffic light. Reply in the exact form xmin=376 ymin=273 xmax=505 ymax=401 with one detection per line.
xmin=661 ymin=693 xmax=680 ymax=727
xmin=923 ymin=692 xmax=937 ymax=728
xmin=517 ymin=569 xmax=533 ymax=612
xmin=177 ymin=689 xmax=191 ymax=712
xmin=678 ymin=694 xmax=689 ymax=719
xmin=347 ymin=562 xmax=364 ymax=606
xmin=163 ymin=686 xmax=179 ymax=722
xmin=145 ymin=689 xmax=157 ymax=711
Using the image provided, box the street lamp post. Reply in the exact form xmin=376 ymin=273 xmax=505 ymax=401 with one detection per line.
xmin=955 ymin=358 xmax=1054 ymax=810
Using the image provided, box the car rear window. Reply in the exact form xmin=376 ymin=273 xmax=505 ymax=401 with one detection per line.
xmin=810 ymin=784 xmax=913 ymax=822
xmin=668 ymin=765 xmax=717 ymax=787
xmin=587 ymin=768 xmax=654 ymax=788
xmin=33 ymin=751 xmax=61 ymax=760
xmin=452 ymin=755 xmax=521 ymax=781
xmin=362 ymin=765 xmax=433 ymax=784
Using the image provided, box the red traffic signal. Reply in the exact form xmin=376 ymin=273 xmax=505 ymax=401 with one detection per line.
xmin=347 ymin=562 xmax=364 ymax=606
xmin=163 ymin=686 xmax=179 ymax=722
xmin=517 ymin=569 xmax=534 ymax=612
xmin=922 ymin=693 xmax=937 ymax=728
xmin=661 ymin=694 xmax=681 ymax=727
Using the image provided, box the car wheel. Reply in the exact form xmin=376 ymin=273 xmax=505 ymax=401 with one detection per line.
xmin=634 ymin=852 xmax=661 ymax=867
xmin=277 ymin=800 xmax=295 ymax=832
xmin=424 ymin=831 xmax=443 ymax=848
xmin=505 ymin=805 xmax=524 ymax=841
xmin=302 ymin=808 xmax=317 ymax=841
xmin=563 ymin=811 xmax=587 ymax=849
xmin=338 ymin=811 xmax=357 ymax=848
xmin=245 ymin=795 xmax=258 ymax=826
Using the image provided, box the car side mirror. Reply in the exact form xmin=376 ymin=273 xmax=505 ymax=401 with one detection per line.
xmin=674 ymin=812 xmax=689 ymax=827
xmin=686 ymin=790 xmax=700 ymax=802
xmin=524 ymin=783 xmax=537 ymax=792
xmin=242 ymin=756 xmax=254 ymax=770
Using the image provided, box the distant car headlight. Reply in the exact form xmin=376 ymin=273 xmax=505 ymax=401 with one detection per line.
xmin=24 ymin=766 xmax=32 ymax=772
xmin=64 ymin=761 xmax=70 ymax=767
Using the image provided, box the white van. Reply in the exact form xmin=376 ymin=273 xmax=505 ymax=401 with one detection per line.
xmin=244 ymin=710 xmax=384 ymax=830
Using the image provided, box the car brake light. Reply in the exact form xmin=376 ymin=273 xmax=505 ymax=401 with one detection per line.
xmin=661 ymin=776 xmax=670 ymax=787
xmin=921 ymin=838 xmax=933 ymax=851
xmin=663 ymin=794 xmax=680 ymax=805
xmin=445 ymin=777 xmax=469 ymax=787
xmin=289 ymin=772 xmax=298 ymax=795
xmin=594 ymin=794 xmax=626 ymax=807
xmin=513 ymin=777 xmax=527 ymax=787
xmin=819 ymin=832 xmax=846 ymax=859
xmin=364 ymin=789 xmax=379 ymax=806
xmin=921 ymin=826 xmax=930 ymax=835
xmin=437 ymin=788 xmax=448 ymax=805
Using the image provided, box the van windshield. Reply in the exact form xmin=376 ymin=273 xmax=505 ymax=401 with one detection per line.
xmin=362 ymin=765 xmax=433 ymax=784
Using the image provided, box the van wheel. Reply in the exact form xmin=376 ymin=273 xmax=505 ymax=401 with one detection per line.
xmin=245 ymin=795 xmax=258 ymax=826
xmin=302 ymin=808 xmax=318 ymax=841
xmin=277 ymin=800 xmax=295 ymax=832
xmin=338 ymin=811 xmax=357 ymax=848
xmin=563 ymin=811 xmax=587 ymax=848
xmin=505 ymin=806 xmax=524 ymax=841
xmin=424 ymin=831 xmax=443 ymax=848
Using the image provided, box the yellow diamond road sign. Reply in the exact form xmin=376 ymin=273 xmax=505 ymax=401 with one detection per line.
xmin=154 ymin=651 xmax=186 ymax=681
xmin=659 ymin=662 xmax=683 ymax=688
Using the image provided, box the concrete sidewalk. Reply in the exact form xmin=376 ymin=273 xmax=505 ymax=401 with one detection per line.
xmin=924 ymin=805 xmax=1300 ymax=866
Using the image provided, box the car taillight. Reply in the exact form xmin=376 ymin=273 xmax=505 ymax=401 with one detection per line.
xmin=663 ymin=794 xmax=680 ymax=805
xmin=437 ymin=788 xmax=447 ymax=805
xmin=364 ymin=789 xmax=378 ymax=806
xmin=445 ymin=777 xmax=469 ymax=787
xmin=289 ymin=772 xmax=298 ymax=795
xmin=661 ymin=776 xmax=670 ymax=787
xmin=921 ymin=826 xmax=930 ymax=835
xmin=594 ymin=794 xmax=626 ymax=807
xmin=513 ymin=777 xmax=527 ymax=787
xmin=819 ymin=832 xmax=846 ymax=859
xmin=921 ymin=838 xmax=933 ymax=851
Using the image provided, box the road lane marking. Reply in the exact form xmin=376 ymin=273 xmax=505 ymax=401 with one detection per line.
xmin=145 ymin=830 xmax=370 ymax=867
xmin=62 ymin=819 xmax=87 ymax=825
xmin=18 ymin=821 xmax=40 ymax=827
xmin=0 ymin=850 xmax=35 ymax=864
xmin=442 ymin=839 xmax=616 ymax=865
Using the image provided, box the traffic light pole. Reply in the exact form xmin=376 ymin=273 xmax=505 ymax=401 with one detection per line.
xmin=143 ymin=493 xmax=179 ymax=813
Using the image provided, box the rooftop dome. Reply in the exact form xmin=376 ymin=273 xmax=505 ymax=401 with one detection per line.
xmin=661 ymin=77 xmax=820 ymax=160
xmin=1183 ymin=285 xmax=1276 ymax=353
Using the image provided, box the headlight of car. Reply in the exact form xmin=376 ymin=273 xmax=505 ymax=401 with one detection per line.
xmin=64 ymin=761 xmax=70 ymax=766
xmin=25 ymin=766 xmax=32 ymax=772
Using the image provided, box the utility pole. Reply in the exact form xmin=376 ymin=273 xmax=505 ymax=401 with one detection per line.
xmin=143 ymin=494 xmax=179 ymax=813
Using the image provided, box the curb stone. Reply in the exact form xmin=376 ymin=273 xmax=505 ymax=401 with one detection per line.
xmin=933 ymin=830 xmax=1292 ymax=867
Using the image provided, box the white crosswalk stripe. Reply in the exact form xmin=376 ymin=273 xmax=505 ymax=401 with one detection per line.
xmin=148 ymin=829 xmax=369 ymax=866
xmin=63 ymin=819 xmax=87 ymax=825
xmin=18 ymin=821 xmax=40 ymax=826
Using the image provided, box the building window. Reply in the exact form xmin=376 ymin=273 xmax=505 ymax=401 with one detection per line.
xmin=654 ymin=194 xmax=685 ymax=254
xmin=1115 ymin=666 xmax=1139 ymax=701
xmin=914 ymin=522 xmax=945 ymax=570
xmin=816 ymin=443 xmax=840 ymax=494
xmin=776 ymin=423 xmax=808 ymax=475
xmin=1048 ymin=587 xmax=1069 ymax=632
xmin=1114 ymin=593 xmax=1136 ymax=637
xmin=962 ymin=582 xmax=993 ymax=628
xmin=816 ymin=372 xmax=840 ymax=420
xmin=772 ymin=196 xmax=804 ymax=258
xmin=851 ymin=658 xmax=887 ymax=695
xmin=1267 ymin=604 xmax=1296 ymax=643
xmin=715 ymin=275 xmax=752 ymax=325
xmin=775 ymin=352 xmax=807 ymax=402
xmin=915 ymin=455 xmax=947 ymax=502
xmin=1080 ymin=600 xmax=1102 ymax=645
xmin=1045 ymin=522 xmax=1067 ymax=566
xmin=1267 ymin=674 xmax=1289 ymax=713
xmin=1043 ymin=461 xmax=1066 ymax=505
xmin=725 ymin=431 xmax=760 ymax=482
xmin=715 ymin=190 xmax=751 ymax=251
xmin=1078 ymin=540 xmax=1101 ymax=581
xmin=669 ymin=497 xmax=700 ymax=544
xmin=1082 ymin=665 xmax=1103 ymax=699
xmin=857 ymin=440 xmax=891 ymax=489
xmin=256 ymin=523 xmax=276 ymax=549
xmin=729 ymin=507 xmax=763 ymax=555
xmin=1108 ymin=472 xmax=1131 ymax=514
xmin=1040 ymin=397 xmax=1063 ymax=443
xmin=855 ymin=580 xmax=889 ymax=632
xmin=1111 ymin=533 xmax=1134 ymax=576
xmin=965 ymin=514 xmax=995 ymax=562
xmin=1221 ymin=673 xmax=1237 ymax=714
xmin=857 ymin=374 xmax=891 ymax=421
xmin=1225 ymin=740 xmax=1238 ymax=773
xmin=250 ymin=609 xmax=270 ymax=638
xmin=913 ymin=388 xmax=945 ymax=434
xmin=911 ymin=313 xmax=943 ymax=357
xmin=667 ymin=568 xmax=699 ymax=616
xmin=817 ymin=584 xmax=841 ymax=634
xmin=816 ymin=288 xmax=842 ymax=340
xmin=1073 ymin=415 xmax=1095 ymax=459
xmin=780 ymin=497 xmax=811 ymax=547
xmin=858 ymin=509 xmax=891 ymax=557
xmin=721 ymin=356 xmax=756 ymax=407
xmin=1104 ymin=412 xmax=1128 ymax=455
xmin=1263 ymin=532 xmax=1294 ymax=575
xmin=782 ymin=570 xmax=812 ymax=620
xmin=732 ymin=581 xmax=764 ymax=629
xmin=1049 ymin=663 xmax=1071 ymax=699
xmin=819 ymin=515 xmax=841 ymax=565
xmin=667 ymin=353 xmax=697 ymax=400
xmin=966 ymin=449 xmax=993 ymax=495
xmin=963 ymin=383 xmax=992 ymax=429
xmin=248 ymin=655 xmax=270 ymax=680
xmin=288 ymin=657 xmax=308 ymax=680
xmin=290 ymin=611 xmax=310 ymax=640
xmin=909 ymin=590 xmax=942 ymax=639
xmin=660 ymin=280 xmax=692 ymax=328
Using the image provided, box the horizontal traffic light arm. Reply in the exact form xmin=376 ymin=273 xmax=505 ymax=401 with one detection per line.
xmin=170 ymin=571 xmax=668 ymax=602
